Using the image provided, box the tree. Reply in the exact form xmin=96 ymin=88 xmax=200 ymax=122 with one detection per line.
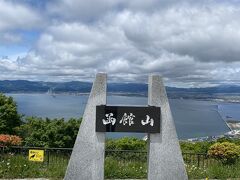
xmin=0 ymin=93 xmax=22 ymax=134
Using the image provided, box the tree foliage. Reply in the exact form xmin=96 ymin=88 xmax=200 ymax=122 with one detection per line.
xmin=0 ymin=93 xmax=22 ymax=134
xmin=15 ymin=117 xmax=81 ymax=148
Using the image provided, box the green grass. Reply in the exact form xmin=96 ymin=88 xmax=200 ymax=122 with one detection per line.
xmin=0 ymin=154 xmax=67 ymax=179
xmin=2 ymin=154 xmax=240 ymax=179
xmin=186 ymin=161 xmax=240 ymax=179
xmin=105 ymin=157 xmax=147 ymax=179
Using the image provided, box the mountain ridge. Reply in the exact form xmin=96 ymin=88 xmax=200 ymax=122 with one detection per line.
xmin=0 ymin=80 xmax=240 ymax=94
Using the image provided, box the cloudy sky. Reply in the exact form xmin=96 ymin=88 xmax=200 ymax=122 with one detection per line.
xmin=0 ymin=0 xmax=240 ymax=87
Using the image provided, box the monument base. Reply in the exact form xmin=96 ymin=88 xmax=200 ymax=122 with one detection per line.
xmin=64 ymin=73 xmax=188 ymax=180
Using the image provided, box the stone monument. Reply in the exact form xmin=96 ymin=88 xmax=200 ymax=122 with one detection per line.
xmin=64 ymin=73 xmax=188 ymax=180
xmin=64 ymin=73 xmax=106 ymax=180
xmin=147 ymin=75 xmax=188 ymax=179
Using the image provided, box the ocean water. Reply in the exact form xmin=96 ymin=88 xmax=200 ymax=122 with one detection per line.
xmin=218 ymin=103 xmax=240 ymax=121
xmin=6 ymin=93 xmax=235 ymax=140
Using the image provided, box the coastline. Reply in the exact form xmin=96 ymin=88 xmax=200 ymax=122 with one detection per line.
xmin=4 ymin=91 xmax=240 ymax=103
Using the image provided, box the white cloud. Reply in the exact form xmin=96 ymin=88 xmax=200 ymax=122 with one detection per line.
xmin=1 ymin=0 xmax=240 ymax=87
xmin=0 ymin=0 xmax=43 ymax=31
xmin=0 ymin=0 xmax=44 ymax=49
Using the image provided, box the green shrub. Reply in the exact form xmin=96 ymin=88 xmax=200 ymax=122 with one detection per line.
xmin=106 ymin=137 xmax=147 ymax=162
xmin=208 ymin=142 xmax=240 ymax=164
xmin=0 ymin=134 xmax=22 ymax=147
xmin=180 ymin=141 xmax=213 ymax=153
xmin=106 ymin=137 xmax=146 ymax=150
xmin=15 ymin=117 xmax=81 ymax=148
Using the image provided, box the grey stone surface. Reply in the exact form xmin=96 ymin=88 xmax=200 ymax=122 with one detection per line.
xmin=64 ymin=73 xmax=107 ymax=180
xmin=147 ymin=75 xmax=188 ymax=180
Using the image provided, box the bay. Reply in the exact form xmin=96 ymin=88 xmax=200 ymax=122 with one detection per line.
xmin=6 ymin=93 xmax=235 ymax=140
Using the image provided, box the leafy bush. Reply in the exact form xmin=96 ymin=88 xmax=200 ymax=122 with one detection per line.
xmin=106 ymin=137 xmax=146 ymax=150
xmin=180 ymin=141 xmax=213 ymax=153
xmin=0 ymin=134 xmax=22 ymax=147
xmin=217 ymin=137 xmax=240 ymax=146
xmin=208 ymin=142 xmax=240 ymax=164
xmin=106 ymin=137 xmax=147 ymax=161
xmin=15 ymin=117 xmax=81 ymax=148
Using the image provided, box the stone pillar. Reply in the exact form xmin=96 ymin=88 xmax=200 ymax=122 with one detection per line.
xmin=147 ymin=75 xmax=188 ymax=180
xmin=64 ymin=73 xmax=107 ymax=180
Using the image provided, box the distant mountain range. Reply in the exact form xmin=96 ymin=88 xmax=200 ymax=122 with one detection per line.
xmin=0 ymin=80 xmax=240 ymax=95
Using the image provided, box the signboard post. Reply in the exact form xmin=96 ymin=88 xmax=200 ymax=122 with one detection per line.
xmin=64 ymin=73 xmax=187 ymax=180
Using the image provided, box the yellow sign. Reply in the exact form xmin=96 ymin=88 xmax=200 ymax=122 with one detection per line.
xmin=29 ymin=149 xmax=44 ymax=162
